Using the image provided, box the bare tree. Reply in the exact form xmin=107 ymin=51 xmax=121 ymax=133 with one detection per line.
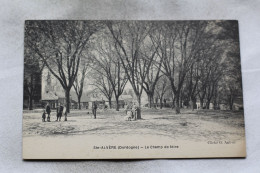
xmin=141 ymin=35 xmax=162 ymax=108
xmin=90 ymin=31 xmax=128 ymax=111
xmin=183 ymin=61 xmax=200 ymax=110
xmin=154 ymin=76 xmax=169 ymax=109
xmin=73 ymin=50 xmax=92 ymax=110
xmin=90 ymin=71 xmax=114 ymax=108
xmin=25 ymin=21 xmax=101 ymax=112
xmin=194 ymin=34 xmax=225 ymax=109
xmin=151 ymin=21 xmax=210 ymax=114
xmin=107 ymin=21 xmax=152 ymax=119
xmin=216 ymin=21 xmax=242 ymax=110
xmin=73 ymin=65 xmax=88 ymax=110
xmin=24 ymin=48 xmax=45 ymax=110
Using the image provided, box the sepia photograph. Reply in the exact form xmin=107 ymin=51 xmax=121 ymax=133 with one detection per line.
xmin=23 ymin=20 xmax=246 ymax=159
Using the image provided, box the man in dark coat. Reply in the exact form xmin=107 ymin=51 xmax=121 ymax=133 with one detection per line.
xmin=56 ymin=104 xmax=64 ymax=121
xmin=45 ymin=103 xmax=51 ymax=122
xmin=92 ymin=101 xmax=97 ymax=119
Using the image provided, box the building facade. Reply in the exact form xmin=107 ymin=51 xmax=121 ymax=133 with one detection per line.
xmin=41 ymin=68 xmax=66 ymax=109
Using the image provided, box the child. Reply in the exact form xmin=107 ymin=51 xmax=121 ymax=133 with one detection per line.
xmin=42 ymin=110 xmax=46 ymax=122
xmin=124 ymin=110 xmax=132 ymax=121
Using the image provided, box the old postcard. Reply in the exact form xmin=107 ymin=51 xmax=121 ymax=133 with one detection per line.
xmin=23 ymin=20 xmax=246 ymax=159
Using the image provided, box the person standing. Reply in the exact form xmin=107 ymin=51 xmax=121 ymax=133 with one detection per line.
xmin=132 ymin=102 xmax=137 ymax=120
xmin=42 ymin=110 xmax=46 ymax=122
xmin=45 ymin=103 xmax=51 ymax=122
xmin=92 ymin=101 xmax=97 ymax=119
xmin=123 ymin=103 xmax=132 ymax=121
xmin=124 ymin=103 xmax=131 ymax=115
xmin=56 ymin=104 xmax=63 ymax=121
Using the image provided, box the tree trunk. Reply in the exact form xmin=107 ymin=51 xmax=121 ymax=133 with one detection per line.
xmin=65 ymin=89 xmax=70 ymax=113
xmin=147 ymin=93 xmax=154 ymax=108
xmin=200 ymin=98 xmax=204 ymax=110
xmin=28 ymin=74 xmax=34 ymax=110
xmin=115 ymin=95 xmax=119 ymax=111
xmin=171 ymin=94 xmax=175 ymax=109
xmin=213 ymin=96 xmax=218 ymax=110
xmin=213 ymin=101 xmax=218 ymax=110
xmin=28 ymin=95 xmax=33 ymax=110
xmin=77 ymin=96 xmax=81 ymax=110
xmin=148 ymin=94 xmax=152 ymax=108
xmin=175 ymin=94 xmax=180 ymax=114
xmin=229 ymin=95 xmax=233 ymax=110
xmin=206 ymin=101 xmax=210 ymax=109
xmin=192 ymin=97 xmax=196 ymax=111
xmin=155 ymin=98 xmax=158 ymax=108
xmin=180 ymin=94 xmax=183 ymax=108
xmin=137 ymin=96 xmax=142 ymax=119
xmin=160 ymin=98 xmax=163 ymax=109
xmin=108 ymin=97 xmax=112 ymax=109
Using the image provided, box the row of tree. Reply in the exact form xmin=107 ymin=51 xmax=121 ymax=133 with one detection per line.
xmin=24 ymin=20 xmax=242 ymax=118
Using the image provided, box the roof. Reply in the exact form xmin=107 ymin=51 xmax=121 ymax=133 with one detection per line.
xmin=104 ymin=94 xmax=133 ymax=102
xmin=118 ymin=94 xmax=133 ymax=101
xmin=42 ymin=91 xmax=59 ymax=101
xmin=71 ymin=91 xmax=106 ymax=102
xmin=55 ymin=91 xmax=65 ymax=98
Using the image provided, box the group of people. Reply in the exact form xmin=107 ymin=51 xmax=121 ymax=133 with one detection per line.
xmin=41 ymin=101 xmax=138 ymax=122
xmin=90 ymin=101 xmax=139 ymax=121
xmin=124 ymin=102 xmax=139 ymax=121
xmin=42 ymin=103 xmax=67 ymax=122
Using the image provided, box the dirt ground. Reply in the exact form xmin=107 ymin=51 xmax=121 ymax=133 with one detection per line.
xmin=23 ymin=108 xmax=245 ymax=142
